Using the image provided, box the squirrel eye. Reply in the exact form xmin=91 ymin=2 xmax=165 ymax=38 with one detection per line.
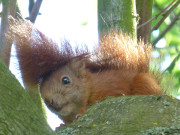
xmin=62 ymin=77 xmax=71 ymax=85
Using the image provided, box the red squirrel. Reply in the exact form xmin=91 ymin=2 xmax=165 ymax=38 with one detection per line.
xmin=8 ymin=18 xmax=162 ymax=125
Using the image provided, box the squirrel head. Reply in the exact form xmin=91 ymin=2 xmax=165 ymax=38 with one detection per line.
xmin=40 ymin=58 xmax=90 ymax=123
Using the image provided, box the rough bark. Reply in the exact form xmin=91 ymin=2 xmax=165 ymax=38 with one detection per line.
xmin=98 ymin=0 xmax=137 ymax=38
xmin=57 ymin=95 xmax=180 ymax=135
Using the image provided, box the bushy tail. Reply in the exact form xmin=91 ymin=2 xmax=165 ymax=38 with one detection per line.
xmin=87 ymin=32 xmax=152 ymax=73
xmin=7 ymin=17 xmax=87 ymax=86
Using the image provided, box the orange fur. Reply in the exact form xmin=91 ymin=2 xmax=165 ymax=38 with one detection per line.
xmin=7 ymin=18 xmax=162 ymax=125
xmin=131 ymin=73 xmax=161 ymax=95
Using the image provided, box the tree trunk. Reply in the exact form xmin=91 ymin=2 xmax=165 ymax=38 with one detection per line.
xmin=98 ymin=0 xmax=137 ymax=38
xmin=136 ymin=0 xmax=153 ymax=43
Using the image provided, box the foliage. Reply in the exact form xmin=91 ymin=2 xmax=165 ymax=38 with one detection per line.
xmin=151 ymin=0 xmax=180 ymax=94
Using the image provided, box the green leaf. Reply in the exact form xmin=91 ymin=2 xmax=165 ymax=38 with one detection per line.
xmin=165 ymin=52 xmax=180 ymax=73
xmin=81 ymin=21 xmax=88 ymax=26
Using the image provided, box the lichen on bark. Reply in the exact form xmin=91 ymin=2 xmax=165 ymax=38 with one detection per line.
xmin=57 ymin=95 xmax=180 ymax=135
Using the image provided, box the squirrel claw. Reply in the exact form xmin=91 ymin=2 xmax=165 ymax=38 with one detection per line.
xmin=75 ymin=114 xmax=82 ymax=119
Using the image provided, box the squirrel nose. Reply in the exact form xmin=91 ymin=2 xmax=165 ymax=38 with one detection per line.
xmin=44 ymin=98 xmax=68 ymax=112
xmin=45 ymin=99 xmax=57 ymax=110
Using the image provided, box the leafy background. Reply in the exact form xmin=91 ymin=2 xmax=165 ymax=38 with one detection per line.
xmin=151 ymin=0 xmax=180 ymax=95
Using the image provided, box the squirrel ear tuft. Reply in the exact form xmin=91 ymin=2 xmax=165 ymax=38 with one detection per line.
xmin=70 ymin=58 xmax=87 ymax=78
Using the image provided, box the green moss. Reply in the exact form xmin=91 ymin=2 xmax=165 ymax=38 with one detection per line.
xmin=0 ymin=60 xmax=54 ymax=135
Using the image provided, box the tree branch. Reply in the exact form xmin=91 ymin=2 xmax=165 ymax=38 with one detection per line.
xmin=29 ymin=0 xmax=43 ymax=23
xmin=151 ymin=0 xmax=180 ymax=31
xmin=164 ymin=51 xmax=180 ymax=73
xmin=29 ymin=0 xmax=35 ymax=16
xmin=0 ymin=0 xmax=17 ymax=67
xmin=137 ymin=0 xmax=177 ymax=29
xmin=152 ymin=12 xmax=180 ymax=46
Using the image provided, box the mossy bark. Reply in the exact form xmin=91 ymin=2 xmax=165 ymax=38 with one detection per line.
xmin=98 ymin=0 xmax=137 ymax=38
xmin=57 ymin=95 xmax=180 ymax=135
xmin=0 ymin=59 xmax=54 ymax=135
xmin=23 ymin=82 xmax=47 ymax=118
